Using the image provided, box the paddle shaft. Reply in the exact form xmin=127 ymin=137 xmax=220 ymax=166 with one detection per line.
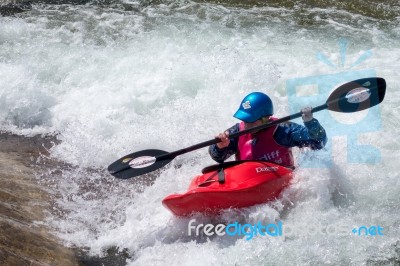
xmin=111 ymin=104 xmax=326 ymax=175
xmin=156 ymin=103 xmax=329 ymax=162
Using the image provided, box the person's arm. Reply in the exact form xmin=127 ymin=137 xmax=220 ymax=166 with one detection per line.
xmin=208 ymin=124 xmax=240 ymax=163
xmin=274 ymin=120 xmax=327 ymax=149
xmin=274 ymin=107 xmax=327 ymax=149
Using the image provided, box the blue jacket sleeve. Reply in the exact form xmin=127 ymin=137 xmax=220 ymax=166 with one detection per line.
xmin=274 ymin=118 xmax=327 ymax=149
xmin=208 ymin=123 xmax=240 ymax=163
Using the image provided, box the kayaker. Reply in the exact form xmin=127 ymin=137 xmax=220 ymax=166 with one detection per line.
xmin=209 ymin=92 xmax=327 ymax=168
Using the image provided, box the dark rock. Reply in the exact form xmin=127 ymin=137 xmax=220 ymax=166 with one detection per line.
xmin=0 ymin=0 xmax=31 ymax=16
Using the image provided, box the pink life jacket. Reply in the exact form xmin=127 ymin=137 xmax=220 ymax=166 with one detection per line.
xmin=236 ymin=117 xmax=294 ymax=167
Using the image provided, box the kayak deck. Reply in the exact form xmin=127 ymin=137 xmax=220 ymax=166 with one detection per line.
xmin=162 ymin=161 xmax=293 ymax=216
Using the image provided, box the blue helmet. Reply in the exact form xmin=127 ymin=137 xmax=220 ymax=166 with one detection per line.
xmin=233 ymin=92 xmax=273 ymax=123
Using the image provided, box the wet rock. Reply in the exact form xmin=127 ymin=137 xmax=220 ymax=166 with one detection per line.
xmin=0 ymin=133 xmax=80 ymax=265
xmin=0 ymin=0 xmax=31 ymax=16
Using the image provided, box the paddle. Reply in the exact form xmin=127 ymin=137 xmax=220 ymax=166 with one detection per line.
xmin=108 ymin=77 xmax=386 ymax=179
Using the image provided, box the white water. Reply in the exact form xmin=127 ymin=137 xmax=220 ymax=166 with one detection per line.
xmin=1 ymin=1 xmax=399 ymax=265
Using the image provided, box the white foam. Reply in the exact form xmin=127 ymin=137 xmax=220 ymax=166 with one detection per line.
xmin=1 ymin=2 xmax=399 ymax=265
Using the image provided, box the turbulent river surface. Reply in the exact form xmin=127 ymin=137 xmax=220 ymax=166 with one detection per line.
xmin=0 ymin=0 xmax=399 ymax=265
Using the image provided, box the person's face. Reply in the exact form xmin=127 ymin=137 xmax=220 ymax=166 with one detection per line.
xmin=244 ymin=119 xmax=263 ymax=130
xmin=244 ymin=116 xmax=271 ymax=132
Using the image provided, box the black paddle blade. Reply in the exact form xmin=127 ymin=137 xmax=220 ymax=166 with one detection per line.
xmin=327 ymin=77 xmax=386 ymax=113
xmin=108 ymin=149 xmax=172 ymax=179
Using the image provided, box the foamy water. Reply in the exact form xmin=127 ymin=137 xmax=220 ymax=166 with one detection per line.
xmin=0 ymin=1 xmax=399 ymax=265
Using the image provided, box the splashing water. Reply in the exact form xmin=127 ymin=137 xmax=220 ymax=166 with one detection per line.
xmin=0 ymin=1 xmax=399 ymax=265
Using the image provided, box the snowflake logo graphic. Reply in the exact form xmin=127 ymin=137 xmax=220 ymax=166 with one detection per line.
xmin=286 ymin=38 xmax=382 ymax=168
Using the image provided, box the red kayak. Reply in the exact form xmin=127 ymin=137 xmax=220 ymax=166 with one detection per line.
xmin=162 ymin=161 xmax=293 ymax=216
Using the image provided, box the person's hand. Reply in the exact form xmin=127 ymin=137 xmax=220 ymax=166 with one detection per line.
xmin=216 ymin=131 xmax=230 ymax=149
xmin=301 ymin=106 xmax=313 ymax=122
